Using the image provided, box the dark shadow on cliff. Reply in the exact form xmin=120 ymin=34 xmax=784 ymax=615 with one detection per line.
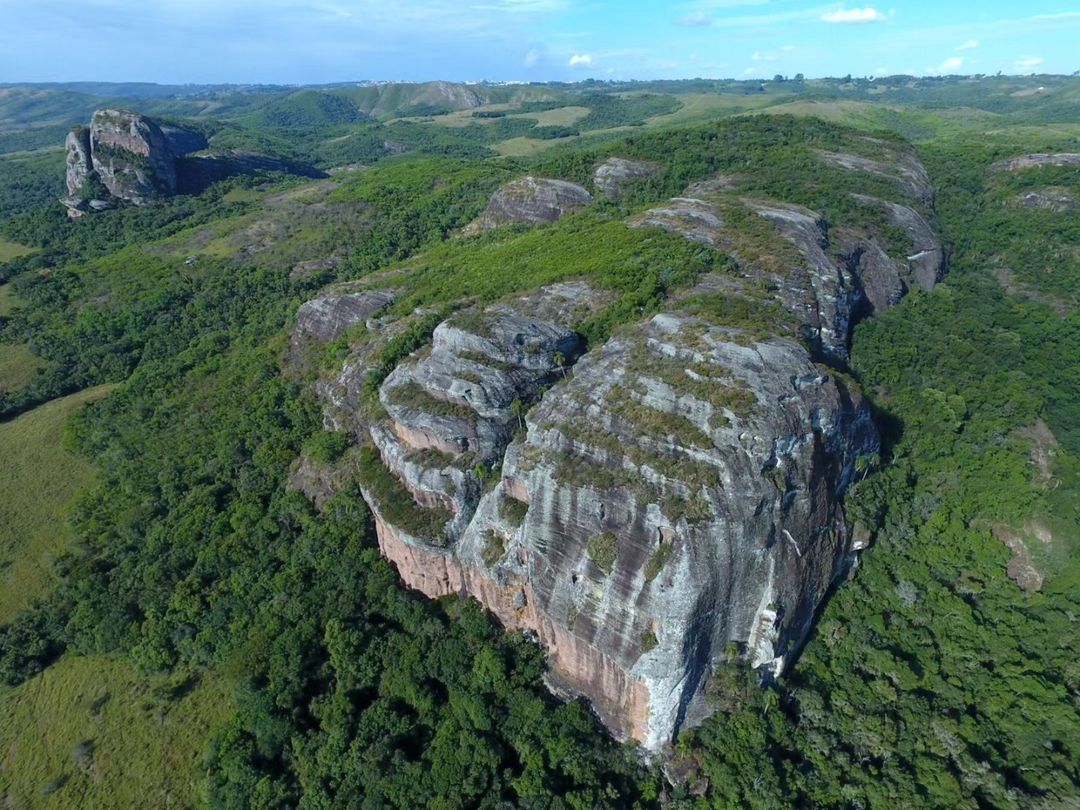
xmin=176 ymin=152 xmax=327 ymax=196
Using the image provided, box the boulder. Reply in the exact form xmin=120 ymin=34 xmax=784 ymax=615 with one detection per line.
xmin=293 ymin=288 xmax=396 ymax=345
xmin=64 ymin=127 xmax=94 ymax=197
xmin=368 ymin=312 xmax=876 ymax=749
xmin=468 ymin=176 xmax=592 ymax=231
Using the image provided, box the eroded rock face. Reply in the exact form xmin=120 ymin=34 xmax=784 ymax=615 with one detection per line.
xmin=850 ymin=193 xmax=946 ymax=296
xmin=468 ymin=176 xmax=592 ymax=231
xmin=89 ymin=109 xmax=178 ymax=203
xmin=64 ymin=127 xmax=94 ymax=197
xmin=371 ymin=289 xmax=600 ymax=542
xmin=356 ymin=303 xmax=876 ymax=749
xmin=629 ymin=174 xmax=945 ymax=362
xmin=62 ymin=110 xmax=325 ymax=214
xmin=593 ymin=157 xmax=660 ymax=200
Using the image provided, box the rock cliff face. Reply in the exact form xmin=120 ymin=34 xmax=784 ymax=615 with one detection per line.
xmin=297 ymin=143 xmax=945 ymax=752
xmin=629 ymin=183 xmax=944 ymax=363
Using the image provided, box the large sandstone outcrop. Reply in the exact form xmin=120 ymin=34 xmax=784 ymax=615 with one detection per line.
xmin=299 ymin=141 xmax=945 ymax=753
xmin=88 ymin=109 xmax=178 ymax=203
xmin=63 ymin=109 xmax=179 ymax=214
xmin=467 ymin=176 xmax=592 ymax=232
xmin=63 ymin=109 xmax=323 ymax=216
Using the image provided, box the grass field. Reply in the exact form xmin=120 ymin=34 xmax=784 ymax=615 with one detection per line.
xmin=0 ymin=655 xmax=232 ymax=810
xmin=0 ymin=343 xmax=44 ymax=393
xmin=0 ymin=237 xmax=32 ymax=262
xmin=642 ymin=92 xmax=792 ymax=127
xmin=492 ymin=135 xmax=576 ymax=157
xmin=507 ymin=105 xmax=590 ymax=126
xmin=0 ymin=385 xmax=115 ymax=622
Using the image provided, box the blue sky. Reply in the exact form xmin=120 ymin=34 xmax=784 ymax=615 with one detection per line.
xmin=1 ymin=0 xmax=1077 ymax=85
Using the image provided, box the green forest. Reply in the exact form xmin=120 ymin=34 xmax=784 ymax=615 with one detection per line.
xmin=0 ymin=75 xmax=1078 ymax=808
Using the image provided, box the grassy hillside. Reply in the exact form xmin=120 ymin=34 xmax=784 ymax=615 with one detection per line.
xmin=0 ymin=655 xmax=231 ymax=809
xmin=0 ymin=385 xmax=114 ymax=622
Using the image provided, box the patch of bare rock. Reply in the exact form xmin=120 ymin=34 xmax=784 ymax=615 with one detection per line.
xmin=592 ymin=157 xmax=660 ymax=200
xmin=993 ymin=153 xmax=1080 ymax=171
xmin=1017 ymin=189 xmax=1077 ymax=212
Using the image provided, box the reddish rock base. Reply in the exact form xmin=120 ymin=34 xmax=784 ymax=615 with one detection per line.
xmin=373 ymin=513 xmax=651 ymax=744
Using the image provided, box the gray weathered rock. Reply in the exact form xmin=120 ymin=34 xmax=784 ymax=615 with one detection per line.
xmin=630 ymin=174 xmax=945 ymax=361
xmin=370 ymin=312 xmax=876 ymax=749
xmin=816 ymin=141 xmax=934 ymax=205
xmin=993 ymin=153 xmax=1080 ymax=172
xmin=592 ymin=157 xmax=660 ymax=200
xmin=64 ymin=127 xmax=94 ymax=198
xmin=1018 ymin=189 xmax=1077 ymax=212
xmin=629 ymin=197 xmax=729 ymax=248
xmin=850 ymin=194 xmax=945 ymax=293
xmin=89 ymin=109 xmax=177 ymax=204
xmin=469 ymin=176 xmax=592 ymax=231
xmin=294 ymin=288 xmax=396 ymax=344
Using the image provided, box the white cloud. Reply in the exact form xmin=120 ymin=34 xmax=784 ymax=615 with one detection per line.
xmin=523 ymin=47 xmax=541 ymax=67
xmin=956 ymin=39 xmax=978 ymax=51
xmin=1014 ymin=56 xmax=1044 ymax=71
xmin=568 ymin=53 xmax=592 ymax=67
xmin=821 ymin=7 xmax=886 ymax=24
xmin=742 ymin=67 xmax=755 ymax=75
xmin=937 ymin=56 xmax=963 ymax=72
xmin=751 ymin=50 xmax=777 ymax=61
xmin=676 ymin=12 xmax=712 ymax=27
xmin=780 ymin=44 xmax=796 ymax=51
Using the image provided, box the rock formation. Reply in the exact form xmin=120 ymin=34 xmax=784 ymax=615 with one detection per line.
xmin=63 ymin=109 xmax=184 ymax=215
xmin=592 ymin=157 xmax=660 ymax=200
xmin=296 ymin=144 xmax=946 ymax=753
xmin=466 ymin=176 xmax=592 ymax=232
xmin=1018 ymin=189 xmax=1077 ymax=212
xmin=62 ymin=109 xmax=322 ymax=216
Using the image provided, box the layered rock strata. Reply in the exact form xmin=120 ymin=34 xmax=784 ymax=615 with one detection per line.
xmin=629 ymin=182 xmax=945 ymax=362
xmin=300 ymin=147 xmax=945 ymax=752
